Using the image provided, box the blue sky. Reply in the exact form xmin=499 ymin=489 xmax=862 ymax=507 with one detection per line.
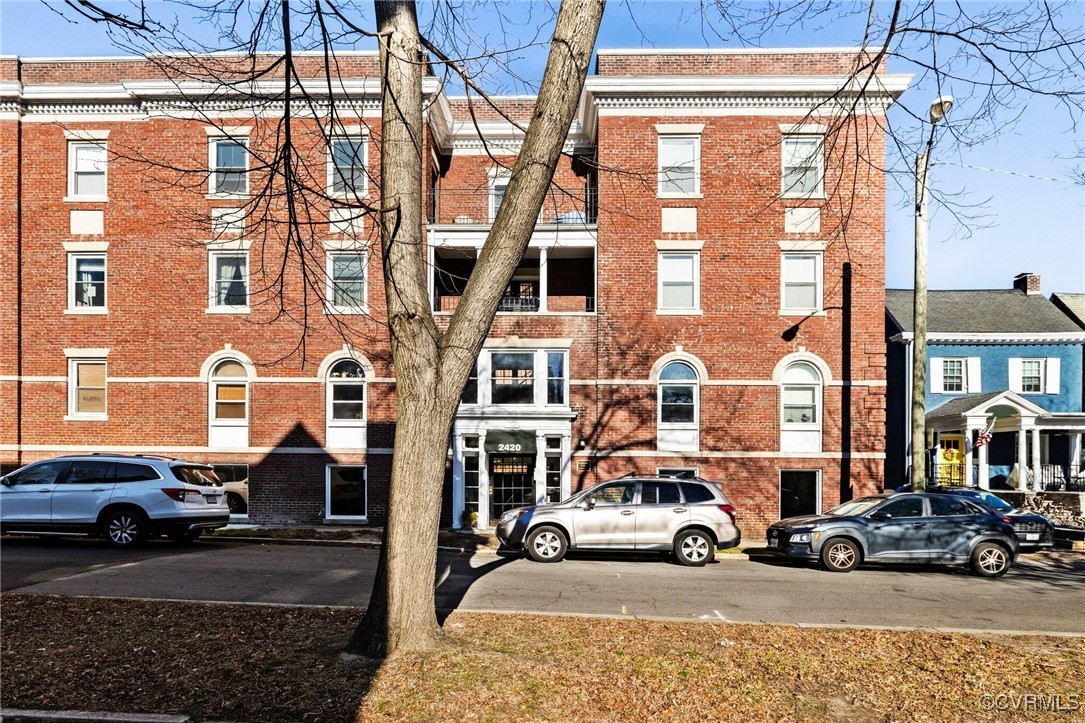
xmin=3 ymin=0 xmax=1082 ymax=294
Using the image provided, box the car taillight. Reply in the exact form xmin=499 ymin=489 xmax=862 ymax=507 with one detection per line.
xmin=719 ymin=504 xmax=736 ymax=521
xmin=162 ymin=488 xmax=199 ymax=502
xmin=1000 ymin=516 xmax=1013 ymax=525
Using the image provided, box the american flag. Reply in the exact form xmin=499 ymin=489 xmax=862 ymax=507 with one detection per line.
xmin=975 ymin=419 xmax=995 ymax=449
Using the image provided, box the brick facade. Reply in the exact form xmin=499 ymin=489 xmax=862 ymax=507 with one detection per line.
xmin=2 ymin=49 xmax=905 ymax=533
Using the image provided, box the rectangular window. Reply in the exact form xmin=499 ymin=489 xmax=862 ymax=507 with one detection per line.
xmin=781 ymin=253 xmax=821 ymax=313
xmin=490 ymin=175 xmax=510 ymax=221
xmin=69 ymin=142 xmax=107 ymax=198
xmin=327 ymin=252 xmax=366 ymax=312
xmin=658 ymin=136 xmax=699 ymax=196
xmin=1021 ymin=359 xmax=1044 ymax=393
xmin=660 ymin=384 xmax=695 ymax=423
xmin=461 ymin=363 xmax=479 ymax=405
xmin=491 ymin=352 xmax=535 ymax=405
xmin=942 ymin=359 xmax=964 ymax=393
xmin=780 ymin=470 xmax=821 ymax=519
xmin=327 ymin=465 xmax=367 ymax=519
xmin=782 ymin=386 xmax=817 ymax=424
xmin=463 ymin=454 xmax=480 ymax=514
xmin=68 ymin=253 xmax=106 ymax=311
xmin=214 ymin=382 xmax=247 ymax=420
xmin=658 ymin=253 xmax=699 ymax=311
xmin=547 ymin=352 xmax=565 ymax=405
xmin=658 ymin=467 xmax=699 ymax=479
xmin=69 ymin=359 xmax=106 ymax=418
xmin=211 ymin=139 xmax=248 ymax=195
xmin=330 ymin=138 xmax=366 ymax=196
xmin=210 ymin=252 xmax=248 ymax=310
xmin=782 ymin=136 xmax=824 ymax=197
xmin=545 ymin=452 xmax=561 ymax=503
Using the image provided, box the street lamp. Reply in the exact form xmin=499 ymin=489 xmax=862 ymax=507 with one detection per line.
xmin=910 ymin=95 xmax=954 ymax=490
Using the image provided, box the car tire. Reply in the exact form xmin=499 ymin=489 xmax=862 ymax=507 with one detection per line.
xmin=970 ymin=542 xmax=1011 ymax=578
xmin=226 ymin=492 xmax=247 ymax=515
xmin=820 ymin=537 xmax=860 ymax=573
xmin=673 ymin=529 xmax=715 ymax=567
xmin=102 ymin=508 xmax=148 ymax=549
xmin=526 ymin=526 xmax=568 ymax=563
xmin=169 ymin=529 xmax=203 ymax=544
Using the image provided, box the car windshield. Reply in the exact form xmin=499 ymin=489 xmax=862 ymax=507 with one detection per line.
xmin=826 ymin=497 xmax=883 ymax=517
xmin=970 ymin=490 xmax=1013 ymax=512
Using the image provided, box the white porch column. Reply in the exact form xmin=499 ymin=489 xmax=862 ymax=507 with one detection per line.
xmin=535 ymin=431 xmax=547 ymax=505
xmin=1072 ymin=433 xmax=1083 ymax=469
xmin=1017 ymin=428 xmax=1028 ymax=491
xmin=978 ymin=439 xmax=990 ymax=490
xmin=963 ymin=432 xmax=974 ymax=488
xmin=1031 ymin=427 xmax=1042 ymax=491
xmin=538 ymin=246 xmax=549 ymax=312
xmin=478 ymin=431 xmax=491 ymax=527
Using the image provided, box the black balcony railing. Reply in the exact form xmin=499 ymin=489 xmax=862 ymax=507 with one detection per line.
xmin=1037 ymin=464 xmax=1085 ymax=492
xmin=428 ymin=186 xmax=598 ymax=225
xmin=498 ymin=295 xmax=541 ymax=313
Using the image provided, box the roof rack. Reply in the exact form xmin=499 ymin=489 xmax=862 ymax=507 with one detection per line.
xmin=54 ymin=452 xmax=179 ymax=461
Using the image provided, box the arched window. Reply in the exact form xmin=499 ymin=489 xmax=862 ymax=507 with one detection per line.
xmin=211 ymin=360 xmax=248 ymax=421
xmin=326 ymin=358 xmax=366 ymax=449
xmin=781 ymin=361 xmax=823 ymax=453
xmin=328 ymin=360 xmax=365 ymax=421
xmin=659 ymin=361 xmax=698 ymax=424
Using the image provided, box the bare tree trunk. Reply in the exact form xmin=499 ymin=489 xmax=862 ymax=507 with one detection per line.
xmin=351 ymin=0 xmax=605 ymax=658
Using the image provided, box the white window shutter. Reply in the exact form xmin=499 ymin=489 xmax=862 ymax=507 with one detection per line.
xmin=930 ymin=357 xmax=944 ymax=394
xmin=1046 ymin=358 xmax=1061 ymax=394
xmin=966 ymin=358 xmax=982 ymax=393
xmin=1008 ymin=358 xmax=1023 ymax=394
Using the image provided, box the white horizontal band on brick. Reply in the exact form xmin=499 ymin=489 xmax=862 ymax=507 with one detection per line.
xmin=483 ymin=337 xmax=573 ymax=349
xmin=570 ymin=379 xmax=887 ymax=387
xmin=12 ymin=376 xmax=398 ymax=384
xmin=572 ymin=449 xmax=886 ymax=460
xmin=63 ymin=241 xmax=110 ymax=252
xmin=9 ymin=444 xmax=390 ymax=455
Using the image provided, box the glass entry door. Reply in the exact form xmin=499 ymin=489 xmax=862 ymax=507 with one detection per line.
xmin=490 ymin=454 xmax=536 ymax=519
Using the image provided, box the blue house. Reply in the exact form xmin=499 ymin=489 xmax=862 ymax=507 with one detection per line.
xmin=886 ymin=274 xmax=1085 ymax=491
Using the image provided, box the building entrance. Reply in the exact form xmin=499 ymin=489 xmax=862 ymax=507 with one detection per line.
xmin=490 ymin=454 xmax=535 ymax=520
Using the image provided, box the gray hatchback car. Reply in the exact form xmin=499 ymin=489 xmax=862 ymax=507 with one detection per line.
xmin=0 ymin=454 xmax=231 ymax=547
xmin=495 ymin=473 xmax=741 ymax=566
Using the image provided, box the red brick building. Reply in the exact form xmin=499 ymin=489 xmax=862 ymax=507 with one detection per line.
xmin=0 ymin=49 xmax=909 ymax=530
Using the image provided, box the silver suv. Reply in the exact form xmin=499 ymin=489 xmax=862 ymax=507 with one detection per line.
xmin=495 ymin=473 xmax=741 ymax=566
xmin=0 ymin=454 xmax=231 ymax=548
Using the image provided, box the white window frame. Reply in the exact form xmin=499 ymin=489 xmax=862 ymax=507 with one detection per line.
xmin=325 ymin=464 xmax=368 ymax=521
xmin=781 ymin=363 xmax=822 ymax=430
xmin=208 ymin=250 xmax=250 ymax=314
xmin=326 ymin=359 xmax=367 ymax=430
xmin=489 ymin=170 xmax=511 ymax=222
xmin=657 ymin=467 xmax=700 ymax=478
xmin=1020 ymin=359 xmax=1045 ymax=394
xmin=327 ymin=135 xmax=368 ymax=199
xmin=67 ymin=252 xmax=108 ymax=314
xmin=781 ymin=134 xmax=825 ymax=199
xmin=657 ymin=361 xmax=700 ymax=432
xmin=325 ymin=250 xmax=368 ymax=314
xmin=476 ymin=348 xmax=569 ymax=408
xmin=66 ymin=139 xmax=108 ymax=202
xmin=208 ymin=136 xmax=249 ymax=197
xmin=780 ymin=252 xmax=823 ymax=315
xmin=1010 ymin=357 xmax=1059 ymax=395
xmin=657 ymin=133 xmax=701 ymax=198
xmin=209 ymin=360 xmax=249 ymax=426
xmin=66 ymin=356 xmax=108 ymax=421
xmin=931 ymin=357 xmax=980 ymax=394
xmin=779 ymin=469 xmax=823 ymax=517
xmin=657 ymin=252 xmax=700 ymax=313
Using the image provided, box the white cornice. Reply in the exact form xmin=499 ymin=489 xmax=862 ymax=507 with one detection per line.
xmin=892 ymin=332 xmax=1085 ymax=344
xmin=584 ymin=73 xmax=912 ymax=95
xmin=596 ymin=47 xmax=865 ymax=56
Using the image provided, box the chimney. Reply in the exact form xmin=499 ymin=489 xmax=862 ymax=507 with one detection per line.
xmin=1013 ymin=273 xmax=1041 ymax=295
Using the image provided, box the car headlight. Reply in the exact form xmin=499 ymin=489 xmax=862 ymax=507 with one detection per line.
xmin=790 ymin=533 xmax=812 ymax=544
xmin=500 ymin=509 xmax=526 ymax=523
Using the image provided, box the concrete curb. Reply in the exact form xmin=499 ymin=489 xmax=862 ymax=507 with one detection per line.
xmin=1 ymin=710 xmax=188 ymax=723
xmin=208 ymin=534 xmax=498 ymax=554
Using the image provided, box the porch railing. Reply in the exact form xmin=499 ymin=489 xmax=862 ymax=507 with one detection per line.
xmin=1037 ymin=464 xmax=1085 ymax=492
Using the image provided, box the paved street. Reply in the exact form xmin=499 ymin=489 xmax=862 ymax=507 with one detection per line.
xmin=2 ymin=536 xmax=1083 ymax=634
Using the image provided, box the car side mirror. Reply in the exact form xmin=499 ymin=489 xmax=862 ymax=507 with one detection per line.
xmin=582 ymin=497 xmax=596 ymax=510
xmin=0 ymin=477 xmax=12 ymax=487
xmin=869 ymin=511 xmax=889 ymax=521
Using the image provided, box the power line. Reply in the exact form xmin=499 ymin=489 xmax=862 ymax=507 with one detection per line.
xmin=933 ymin=159 xmax=1077 ymax=185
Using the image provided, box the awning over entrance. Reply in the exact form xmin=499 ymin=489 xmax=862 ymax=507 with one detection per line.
xmin=484 ymin=430 xmax=537 ymax=454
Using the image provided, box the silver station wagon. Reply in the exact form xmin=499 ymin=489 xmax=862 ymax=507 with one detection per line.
xmin=495 ymin=473 xmax=741 ymax=566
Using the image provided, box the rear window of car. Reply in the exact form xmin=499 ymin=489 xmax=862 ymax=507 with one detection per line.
xmin=172 ymin=466 xmax=223 ymax=487
xmin=114 ymin=462 xmax=160 ymax=483
xmin=641 ymin=481 xmax=681 ymax=504
xmin=930 ymin=496 xmax=973 ymax=516
xmin=680 ymin=482 xmax=716 ymax=504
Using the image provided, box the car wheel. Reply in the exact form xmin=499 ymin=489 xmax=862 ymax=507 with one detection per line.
xmin=820 ymin=538 xmax=860 ymax=573
xmin=971 ymin=542 xmax=1011 ymax=578
xmin=102 ymin=509 xmax=147 ymax=549
xmin=169 ymin=529 xmax=203 ymax=544
xmin=673 ymin=529 xmax=715 ymax=567
xmin=526 ymin=526 xmax=568 ymax=563
xmin=226 ymin=492 xmax=247 ymax=515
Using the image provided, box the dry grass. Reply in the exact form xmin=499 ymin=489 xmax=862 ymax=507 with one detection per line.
xmin=3 ymin=594 xmax=1082 ymax=723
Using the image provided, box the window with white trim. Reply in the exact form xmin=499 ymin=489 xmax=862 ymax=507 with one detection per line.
xmin=942 ymin=359 xmax=965 ymax=393
xmin=209 ymin=251 xmax=248 ymax=311
xmin=465 ymin=350 xmax=568 ymax=407
xmin=1010 ymin=357 xmax=1060 ymax=395
xmin=210 ymin=138 xmax=248 ymax=195
xmin=210 ymin=360 xmax=248 ymax=422
xmin=329 ymin=137 xmax=367 ymax=197
xmin=782 ymin=362 xmax=821 ymax=426
xmin=68 ymin=358 xmax=107 ymax=419
xmin=1021 ymin=359 xmax=1044 ymax=393
xmin=930 ymin=357 xmax=981 ymax=394
xmin=68 ymin=253 xmax=107 ymax=312
xmin=68 ymin=142 xmax=107 ymax=199
xmin=658 ymin=252 xmax=699 ymax=312
xmin=327 ymin=359 xmax=366 ymax=423
xmin=489 ymin=172 xmax=510 ymax=222
xmin=658 ymin=361 xmax=698 ymax=427
xmin=326 ymin=465 xmax=367 ymax=519
xmin=491 ymin=352 xmax=534 ymax=405
xmin=782 ymin=135 xmax=824 ymax=198
xmin=326 ymin=251 xmax=366 ymax=313
xmin=781 ymin=253 xmax=822 ymax=313
xmin=658 ymin=135 xmax=699 ymax=196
